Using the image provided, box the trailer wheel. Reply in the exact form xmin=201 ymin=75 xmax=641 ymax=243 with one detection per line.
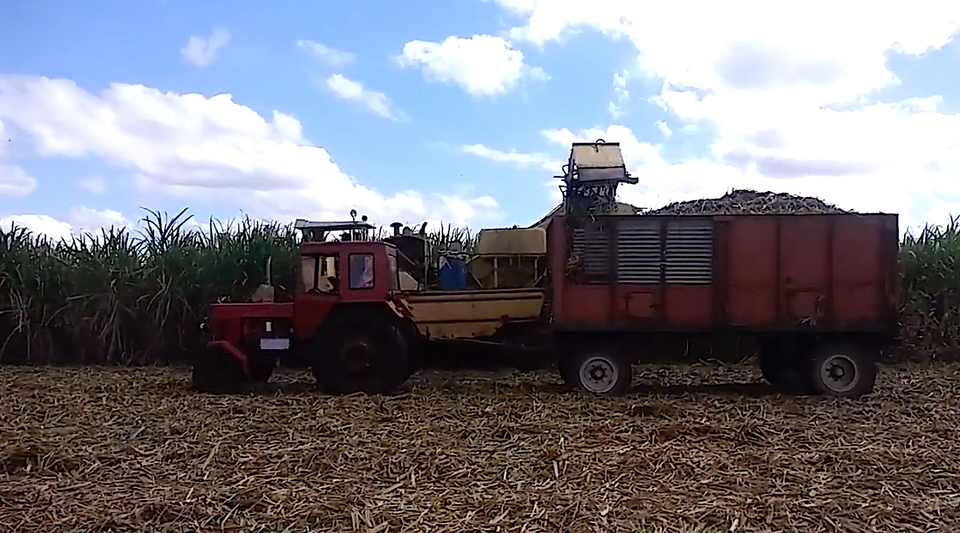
xmin=760 ymin=354 xmax=807 ymax=392
xmin=192 ymin=346 xmax=247 ymax=394
xmin=557 ymin=356 xmax=577 ymax=387
xmin=808 ymin=343 xmax=877 ymax=398
xmin=758 ymin=338 xmax=815 ymax=394
xmin=567 ymin=349 xmax=631 ymax=396
xmin=313 ymin=315 xmax=410 ymax=395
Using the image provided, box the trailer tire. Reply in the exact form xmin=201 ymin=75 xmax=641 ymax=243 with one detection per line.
xmin=312 ymin=314 xmax=410 ymax=395
xmin=807 ymin=343 xmax=877 ymax=398
xmin=758 ymin=337 xmax=816 ymax=394
xmin=192 ymin=346 xmax=247 ymax=394
xmin=557 ymin=356 xmax=577 ymax=387
xmin=760 ymin=354 xmax=808 ymax=392
xmin=567 ymin=349 xmax=632 ymax=397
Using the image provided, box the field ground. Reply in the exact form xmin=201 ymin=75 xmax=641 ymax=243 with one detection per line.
xmin=2 ymin=362 xmax=960 ymax=532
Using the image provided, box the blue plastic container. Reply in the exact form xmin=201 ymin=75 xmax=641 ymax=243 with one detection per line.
xmin=438 ymin=256 xmax=468 ymax=290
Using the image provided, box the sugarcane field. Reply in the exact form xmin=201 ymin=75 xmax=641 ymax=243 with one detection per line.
xmin=7 ymin=5 xmax=960 ymax=530
xmin=3 ymin=181 xmax=960 ymax=532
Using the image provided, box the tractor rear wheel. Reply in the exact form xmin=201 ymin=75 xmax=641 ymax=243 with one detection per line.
xmin=192 ymin=346 xmax=247 ymax=394
xmin=312 ymin=315 xmax=410 ymax=395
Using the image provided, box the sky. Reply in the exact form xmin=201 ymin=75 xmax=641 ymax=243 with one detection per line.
xmin=2 ymin=0 xmax=960 ymax=240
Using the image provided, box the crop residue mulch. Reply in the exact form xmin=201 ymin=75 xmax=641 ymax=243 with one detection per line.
xmin=2 ymin=363 xmax=960 ymax=532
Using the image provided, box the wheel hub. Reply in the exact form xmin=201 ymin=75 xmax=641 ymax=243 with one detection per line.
xmin=579 ymin=356 xmax=618 ymax=394
xmin=342 ymin=338 xmax=376 ymax=374
xmin=820 ymin=354 xmax=857 ymax=393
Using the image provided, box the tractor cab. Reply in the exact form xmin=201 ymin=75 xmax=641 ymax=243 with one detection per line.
xmin=293 ymin=219 xmax=400 ymax=300
xmin=294 ymin=210 xmax=432 ymax=294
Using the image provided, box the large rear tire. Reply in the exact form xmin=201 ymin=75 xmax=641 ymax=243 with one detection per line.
xmin=312 ymin=314 xmax=410 ymax=395
xmin=397 ymin=320 xmax=423 ymax=381
xmin=192 ymin=346 xmax=248 ymax=394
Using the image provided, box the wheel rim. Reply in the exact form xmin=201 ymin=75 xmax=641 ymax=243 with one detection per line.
xmin=819 ymin=354 xmax=858 ymax=393
xmin=579 ymin=356 xmax=619 ymax=394
xmin=341 ymin=337 xmax=378 ymax=376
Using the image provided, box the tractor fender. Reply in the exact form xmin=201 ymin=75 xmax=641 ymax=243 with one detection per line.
xmin=310 ymin=302 xmax=420 ymax=348
xmin=208 ymin=340 xmax=250 ymax=375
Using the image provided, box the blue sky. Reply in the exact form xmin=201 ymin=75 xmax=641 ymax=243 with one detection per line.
xmin=2 ymin=0 xmax=960 ymax=238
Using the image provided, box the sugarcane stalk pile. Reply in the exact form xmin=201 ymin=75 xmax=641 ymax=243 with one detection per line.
xmin=644 ymin=189 xmax=848 ymax=216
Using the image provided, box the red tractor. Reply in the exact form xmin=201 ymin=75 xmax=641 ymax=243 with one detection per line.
xmin=193 ymin=216 xmax=424 ymax=394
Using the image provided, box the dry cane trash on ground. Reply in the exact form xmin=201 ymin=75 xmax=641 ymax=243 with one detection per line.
xmin=2 ymin=363 xmax=960 ymax=533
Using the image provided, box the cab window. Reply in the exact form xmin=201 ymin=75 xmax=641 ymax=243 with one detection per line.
xmin=300 ymin=255 xmax=318 ymax=292
xmin=349 ymin=253 xmax=374 ymax=290
xmin=387 ymin=250 xmax=398 ymax=290
xmin=301 ymin=254 xmax=339 ymax=292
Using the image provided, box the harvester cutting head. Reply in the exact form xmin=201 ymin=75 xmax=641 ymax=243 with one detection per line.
xmin=556 ymin=139 xmax=638 ymax=223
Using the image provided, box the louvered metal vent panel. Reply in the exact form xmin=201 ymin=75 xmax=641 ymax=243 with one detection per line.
xmin=572 ymin=227 xmax=610 ymax=278
xmin=616 ymin=220 xmax=661 ymax=284
xmin=664 ymin=219 xmax=713 ymax=284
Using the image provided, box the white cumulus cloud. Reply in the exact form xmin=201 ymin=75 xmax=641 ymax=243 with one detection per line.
xmin=462 ymin=144 xmax=562 ymax=171
xmin=0 ymin=214 xmax=73 ymax=240
xmin=0 ymin=75 xmax=499 ymax=229
xmin=396 ymin=34 xmax=545 ymax=97
xmin=78 ymin=175 xmax=107 ymax=195
xmin=297 ymin=39 xmax=355 ymax=66
xmin=0 ymin=207 xmax=128 ymax=241
xmin=0 ymin=165 xmax=36 ymax=197
xmin=181 ymin=26 xmax=231 ymax=67
xmin=485 ymin=0 xmax=960 ymax=234
xmin=655 ymin=120 xmax=672 ymax=138
xmin=325 ymin=74 xmax=405 ymax=121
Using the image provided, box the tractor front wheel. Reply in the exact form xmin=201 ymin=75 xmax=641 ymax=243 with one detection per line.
xmin=312 ymin=315 xmax=410 ymax=395
xmin=192 ymin=346 xmax=248 ymax=394
xmin=248 ymin=351 xmax=278 ymax=383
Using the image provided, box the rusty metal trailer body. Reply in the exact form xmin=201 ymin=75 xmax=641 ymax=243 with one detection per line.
xmin=549 ymin=212 xmax=899 ymax=334
xmin=547 ymin=212 xmax=900 ymax=397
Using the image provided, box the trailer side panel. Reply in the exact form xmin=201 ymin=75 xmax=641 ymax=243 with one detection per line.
xmin=550 ymin=213 xmax=899 ymax=335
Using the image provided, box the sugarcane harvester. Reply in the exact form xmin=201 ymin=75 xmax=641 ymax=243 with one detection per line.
xmin=194 ymin=140 xmax=900 ymax=398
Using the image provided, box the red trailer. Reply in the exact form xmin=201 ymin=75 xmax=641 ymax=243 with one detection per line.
xmin=548 ymin=212 xmax=900 ymax=397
